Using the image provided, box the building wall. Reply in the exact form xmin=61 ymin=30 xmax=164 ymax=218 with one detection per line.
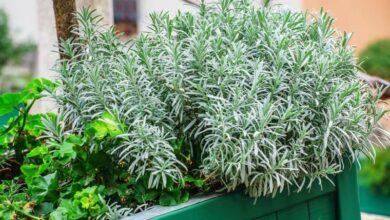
xmin=273 ymin=0 xmax=301 ymax=12
xmin=0 ymin=0 xmax=302 ymax=42
xmin=303 ymin=0 xmax=390 ymax=53
xmin=137 ymin=0 xmax=302 ymax=33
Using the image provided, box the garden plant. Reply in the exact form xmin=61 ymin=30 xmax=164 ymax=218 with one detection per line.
xmin=1 ymin=0 xmax=389 ymax=219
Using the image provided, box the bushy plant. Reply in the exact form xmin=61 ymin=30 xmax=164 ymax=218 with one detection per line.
xmin=49 ymin=0 xmax=389 ymax=200
xmin=360 ymin=40 xmax=390 ymax=80
xmin=360 ymin=148 xmax=390 ymax=196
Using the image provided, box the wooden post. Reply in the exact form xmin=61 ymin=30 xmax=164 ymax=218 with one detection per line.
xmin=52 ymin=0 xmax=78 ymax=59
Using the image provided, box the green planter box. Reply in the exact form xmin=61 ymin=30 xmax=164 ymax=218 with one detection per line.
xmin=129 ymin=163 xmax=360 ymax=220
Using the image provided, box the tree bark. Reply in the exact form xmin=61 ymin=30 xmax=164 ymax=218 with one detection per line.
xmin=52 ymin=0 xmax=78 ymax=59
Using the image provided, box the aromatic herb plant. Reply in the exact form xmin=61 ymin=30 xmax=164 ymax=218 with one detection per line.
xmin=53 ymin=0 xmax=388 ymax=200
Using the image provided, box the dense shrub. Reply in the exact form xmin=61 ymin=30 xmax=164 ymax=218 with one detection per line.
xmin=51 ymin=0 xmax=388 ymax=199
xmin=360 ymin=40 xmax=390 ymax=80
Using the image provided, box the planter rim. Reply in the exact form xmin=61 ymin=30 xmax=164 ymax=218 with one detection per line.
xmin=124 ymin=193 xmax=222 ymax=220
xmin=125 ymin=179 xmax=336 ymax=220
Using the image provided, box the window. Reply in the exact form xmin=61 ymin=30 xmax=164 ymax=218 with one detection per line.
xmin=113 ymin=0 xmax=138 ymax=37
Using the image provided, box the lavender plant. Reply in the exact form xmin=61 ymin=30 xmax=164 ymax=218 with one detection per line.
xmin=49 ymin=0 xmax=389 ymax=199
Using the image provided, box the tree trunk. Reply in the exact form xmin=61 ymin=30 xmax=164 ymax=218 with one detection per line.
xmin=52 ymin=0 xmax=78 ymax=59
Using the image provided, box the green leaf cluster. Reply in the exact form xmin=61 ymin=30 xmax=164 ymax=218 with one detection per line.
xmin=50 ymin=186 xmax=107 ymax=219
xmin=0 ymin=78 xmax=57 ymax=177
xmin=85 ymin=112 xmax=124 ymax=140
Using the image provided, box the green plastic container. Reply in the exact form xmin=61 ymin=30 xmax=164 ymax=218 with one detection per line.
xmin=131 ymin=162 xmax=360 ymax=220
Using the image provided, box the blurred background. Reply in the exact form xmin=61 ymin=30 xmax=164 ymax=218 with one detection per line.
xmin=0 ymin=0 xmax=390 ymax=219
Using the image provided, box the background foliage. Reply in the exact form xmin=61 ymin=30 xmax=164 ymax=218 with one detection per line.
xmin=360 ymin=40 xmax=390 ymax=80
xmin=0 ymin=9 xmax=35 ymax=76
xmin=360 ymin=148 xmax=390 ymax=196
xmin=0 ymin=9 xmax=12 ymax=71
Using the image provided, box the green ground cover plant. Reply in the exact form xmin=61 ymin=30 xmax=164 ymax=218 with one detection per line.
xmin=1 ymin=0 xmax=389 ymax=219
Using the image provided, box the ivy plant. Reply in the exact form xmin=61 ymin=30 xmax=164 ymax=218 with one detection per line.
xmin=0 ymin=78 xmax=57 ymax=177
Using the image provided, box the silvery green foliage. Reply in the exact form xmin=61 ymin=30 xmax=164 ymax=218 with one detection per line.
xmin=97 ymin=195 xmax=148 ymax=220
xmin=51 ymin=0 xmax=389 ymax=197
xmin=51 ymin=9 xmax=185 ymax=189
